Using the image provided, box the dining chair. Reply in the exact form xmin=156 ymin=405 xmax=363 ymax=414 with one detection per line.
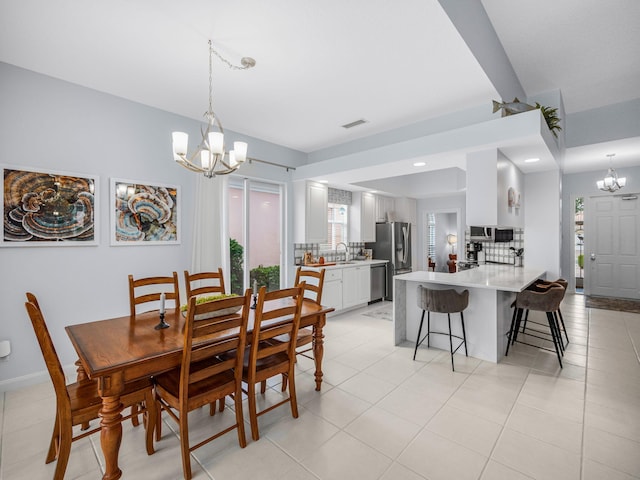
xmin=24 ymin=295 xmax=156 ymax=480
xmin=128 ymin=272 xmax=181 ymax=318
xmin=243 ymin=285 xmax=304 ymax=441
xmin=281 ymin=268 xmax=324 ymax=391
xmin=153 ymin=290 xmax=251 ymax=480
xmin=184 ymin=268 xmax=226 ymax=299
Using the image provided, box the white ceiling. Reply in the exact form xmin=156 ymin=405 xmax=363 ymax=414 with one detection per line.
xmin=1 ymin=0 xmax=639 ymax=193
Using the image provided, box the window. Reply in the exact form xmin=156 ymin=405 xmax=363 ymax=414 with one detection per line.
xmin=322 ymin=203 xmax=348 ymax=250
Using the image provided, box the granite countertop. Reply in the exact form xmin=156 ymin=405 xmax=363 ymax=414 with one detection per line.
xmin=394 ymin=264 xmax=545 ymax=292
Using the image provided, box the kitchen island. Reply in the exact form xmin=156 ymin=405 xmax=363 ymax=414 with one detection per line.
xmin=394 ymin=265 xmax=545 ymax=362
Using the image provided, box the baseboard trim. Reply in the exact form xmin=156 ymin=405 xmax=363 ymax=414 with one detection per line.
xmin=0 ymin=363 xmax=77 ymax=392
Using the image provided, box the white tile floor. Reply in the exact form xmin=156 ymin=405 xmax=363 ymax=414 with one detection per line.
xmin=2 ymin=294 xmax=640 ymax=479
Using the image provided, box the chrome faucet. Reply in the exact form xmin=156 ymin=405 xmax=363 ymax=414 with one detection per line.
xmin=336 ymin=242 xmax=349 ymax=261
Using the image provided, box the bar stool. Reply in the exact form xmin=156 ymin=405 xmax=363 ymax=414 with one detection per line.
xmin=522 ymin=279 xmax=569 ymax=347
xmin=505 ymin=284 xmax=565 ymax=367
xmin=413 ymin=286 xmax=469 ymax=371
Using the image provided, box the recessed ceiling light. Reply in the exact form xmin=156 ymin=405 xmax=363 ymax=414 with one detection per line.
xmin=524 ymin=158 xmax=540 ymax=163
xmin=413 ymin=162 xmax=426 ymax=167
xmin=318 ymin=180 xmax=329 ymax=183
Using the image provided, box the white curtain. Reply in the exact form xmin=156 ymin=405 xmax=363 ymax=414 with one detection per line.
xmin=191 ymin=175 xmax=228 ymax=283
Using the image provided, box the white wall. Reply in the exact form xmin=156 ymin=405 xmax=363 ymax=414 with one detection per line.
xmin=524 ymin=170 xmax=561 ymax=278
xmin=0 ymin=63 xmax=304 ymax=389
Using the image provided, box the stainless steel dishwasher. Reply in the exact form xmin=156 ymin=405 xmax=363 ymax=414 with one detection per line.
xmin=369 ymin=263 xmax=387 ymax=303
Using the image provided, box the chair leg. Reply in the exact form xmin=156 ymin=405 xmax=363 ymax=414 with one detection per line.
xmin=287 ymin=370 xmax=299 ymax=419
xmin=46 ymin=413 xmax=60 ymax=463
xmin=179 ymin=414 xmax=192 ymax=480
xmin=219 ymin=397 xmax=225 ymax=412
xmin=447 ymin=313 xmax=455 ymax=371
xmin=53 ymin=421 xmax=73 ymax=480
xmin=413 ymin=310 xmax=426 ymax=360
xmin=260 ymin=380 xmax=267 ymax=394
xmin=233 ymin=388 xmax=247 ymax=448
xmin=131 ymin=403 xmax=140 ymax=427
xmin=209 ymin=402 xmax=216 ymax=416
xmin=248 ymin=382 xmax=260 ymax=441
xmin=281 ymin=373 xmax=288 ymax=392
xmin=460 ymin=311 xmax=468 ymax=357
xmin=144 ymin=391 xmax=155 ymax=455
xmin=546 ymin=312 xmax=563 ymax=368
xmin=154 ymin=394 xmax=163 ymax=442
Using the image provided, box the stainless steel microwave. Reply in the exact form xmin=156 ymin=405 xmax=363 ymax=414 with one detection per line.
xmin=469 ymin=226 xmax=493 ymax=241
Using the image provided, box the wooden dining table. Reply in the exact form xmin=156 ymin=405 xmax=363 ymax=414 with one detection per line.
xmin=65 ymin=298 xmax=333 ymax=480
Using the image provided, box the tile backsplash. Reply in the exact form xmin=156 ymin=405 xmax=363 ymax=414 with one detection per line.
xmin=293 ymin=242 xmax=365 ymax=265
xmin=465 ymin=228 xmax=524 ymax=265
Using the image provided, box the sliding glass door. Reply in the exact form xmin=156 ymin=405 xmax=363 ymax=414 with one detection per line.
xmin=228 ymin=178 xmax=283 ymax=294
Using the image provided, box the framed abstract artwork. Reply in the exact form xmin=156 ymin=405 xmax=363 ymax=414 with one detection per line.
xmin=2 ymin=165 xmax=98 ymax=246
xmin=110 ymin=178 xmax=180 ymax=245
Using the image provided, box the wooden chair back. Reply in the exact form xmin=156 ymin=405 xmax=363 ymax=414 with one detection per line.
xmin=128 ymin=272 xmax=180 ymax=318
xmin=179 ymin=290 xmax=252 ymax=401
xmin=24 ymin=297 xmax=70 ymax=416
xmin=295 ymin=267 xmax=325 ymax=305
xmin=249 ymin=285 xmax=304 ymax=373
xmin=183 ymin=268 xmax=226 ymax=299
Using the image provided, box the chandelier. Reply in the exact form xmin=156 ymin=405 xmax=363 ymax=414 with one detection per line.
xmin=172 ymin=40 xmax=256 ymax=178
xmin=596 ymin=154 xmax=626 ymax=192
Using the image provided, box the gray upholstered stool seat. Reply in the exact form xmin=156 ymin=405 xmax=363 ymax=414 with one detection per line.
xmin=413 ymin=286 xmax=469 ymax=371
xmin=524 ymin=278 xmax=569 ymax=346
xmin=505 ymin=284 xmax=566 ymax=367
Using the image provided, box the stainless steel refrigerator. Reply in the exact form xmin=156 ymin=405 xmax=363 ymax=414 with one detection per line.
xmin=365 ymin=222 xmax=412 ymax=300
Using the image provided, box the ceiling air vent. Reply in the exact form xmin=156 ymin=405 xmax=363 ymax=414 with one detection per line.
xmin=341 ymin=119 xmax=368 ymax=129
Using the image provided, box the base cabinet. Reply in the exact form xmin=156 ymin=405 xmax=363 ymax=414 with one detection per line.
xmin=322 ymin=269 xmax=343 ymax=311
xmin=342 ymin=266 xmax=371 ymax=309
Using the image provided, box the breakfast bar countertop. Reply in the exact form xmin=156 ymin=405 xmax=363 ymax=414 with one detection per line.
xmin=394 ymin=264 xmax=546 ymax=292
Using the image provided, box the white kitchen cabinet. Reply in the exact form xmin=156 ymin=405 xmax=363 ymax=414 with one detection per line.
xmin=375 ymin=195 xmax=395 ymax=222
xmin=350 ymin=192 xmax=376 ymax=242
xmin=342 ymin=265 xmax=371 ymax=309
xmin=322 ymin=269 xmax=343 ymax=311
xmin=293 ymin=180 xmax=328 ymax=243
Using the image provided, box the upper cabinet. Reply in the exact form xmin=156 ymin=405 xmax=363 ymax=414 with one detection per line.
xmin=466 ymin=149 xmax=524 ymax=228
xmin=350 ymin=192 xmax=376 ymax=242
xmin=293 ymin=181 xmax=328 ymax=243
xmin=375 ymin=195 xmax=395 ymax=222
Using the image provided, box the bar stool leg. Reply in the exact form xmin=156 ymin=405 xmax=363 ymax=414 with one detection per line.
xmin=557 ymin=309 xmax=570 ymax=346
xmin=427 ymin=311 xmax=431 ymax=348
xmin=505 ymin=306 xmax=518 ymax=356
xmin=413 ymin=310 xmax=426 ymax=360
xmin=546 ymin=312 xmax=563 ymax=368
xmin=460 ymin=312 xmax=468 ymax=356
xmin=447 ymin=313 xmax=455 ymax=371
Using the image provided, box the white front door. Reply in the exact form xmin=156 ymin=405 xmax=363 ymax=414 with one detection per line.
xmin=585 ymin=193 xmax=640 ymax=299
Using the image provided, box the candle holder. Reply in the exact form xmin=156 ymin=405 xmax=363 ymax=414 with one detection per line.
xmin=154 ymin=312 xmax=170 ymax=330
xmin=250 ymin=293 xmax=257 ymax=309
